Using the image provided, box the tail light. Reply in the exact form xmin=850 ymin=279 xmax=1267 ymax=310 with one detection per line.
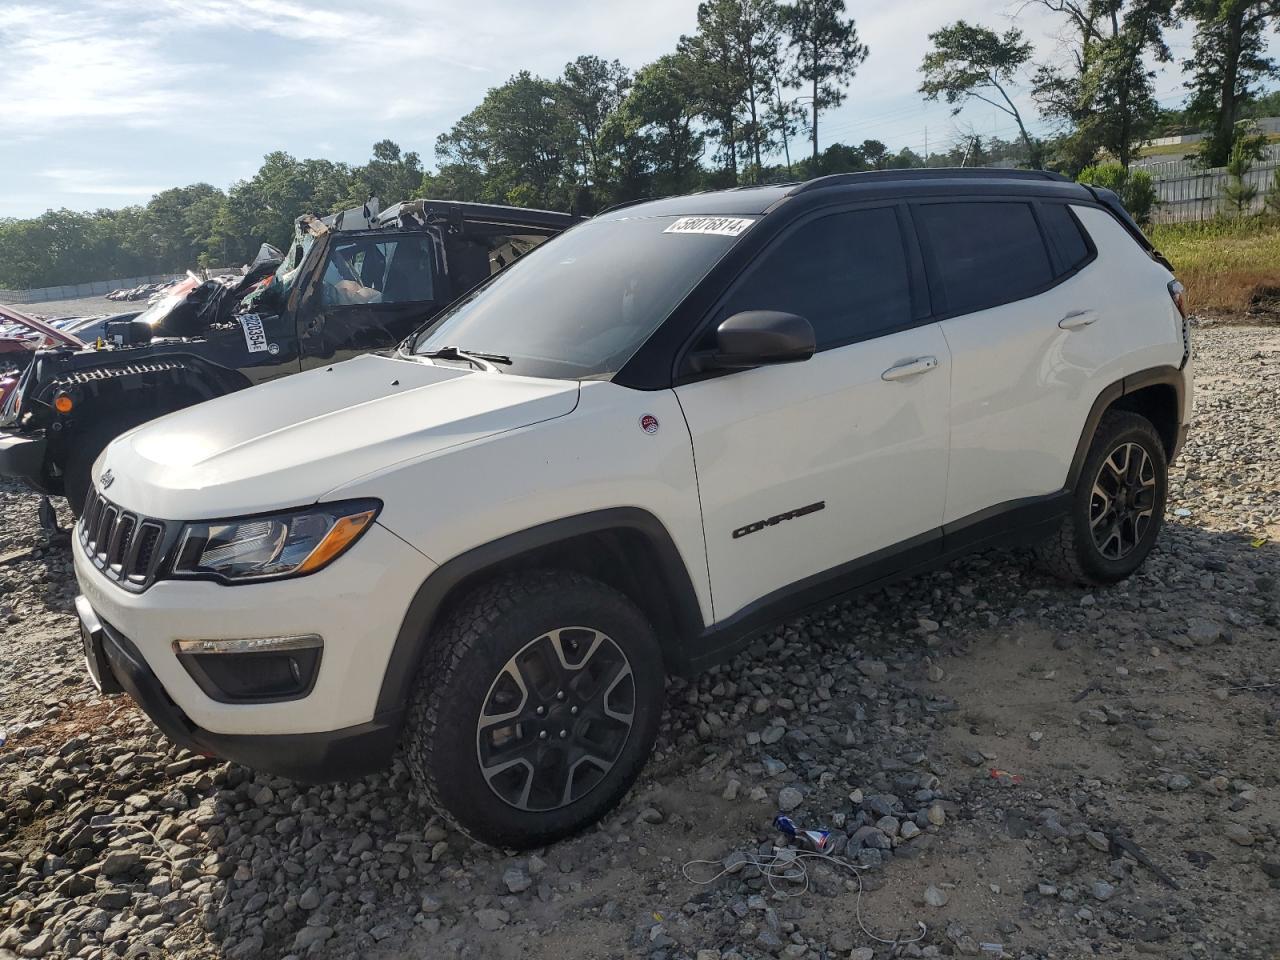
xmin=1168 ymin=279 xmax=1186 ymax=318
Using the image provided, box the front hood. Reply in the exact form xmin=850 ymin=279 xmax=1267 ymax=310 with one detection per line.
xmin=97 ymin=354 xmax=580 ymax=518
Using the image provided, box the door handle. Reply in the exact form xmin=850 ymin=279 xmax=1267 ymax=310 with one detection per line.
xmin=881 ymin=356 xmax=939 ymax=381
xmin=1059 ymin=309 xmax=1099 ymax=330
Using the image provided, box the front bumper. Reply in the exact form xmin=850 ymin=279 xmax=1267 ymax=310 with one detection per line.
xmin=72 ymin=512 xmax=435 ymax=736
xmin=0 ymin=428 xmax=46 ymax=485
xmin=76 ymin=593 xmax=400 ymax=782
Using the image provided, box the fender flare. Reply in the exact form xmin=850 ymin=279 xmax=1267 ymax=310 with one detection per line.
xmin=372 ymin=507 xmax=706 ymax=721
xmin=1067 ymin=364 xmax=1187 ymax=488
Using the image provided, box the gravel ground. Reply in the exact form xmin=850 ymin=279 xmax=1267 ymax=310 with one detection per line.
xmin=1 ymin=325 xmax=1277 ymax=960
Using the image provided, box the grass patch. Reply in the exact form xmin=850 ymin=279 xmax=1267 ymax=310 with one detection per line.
xmin=1147 ymin=216 xmax=1280 ymax=316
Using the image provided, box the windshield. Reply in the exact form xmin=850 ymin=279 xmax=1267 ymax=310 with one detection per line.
xmin=242 ymin=230 xmax=318 ymax=312
xmin=411 ymin=214 xmax=751 ymax=379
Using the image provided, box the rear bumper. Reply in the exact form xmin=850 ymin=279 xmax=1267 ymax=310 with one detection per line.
xmin=76 ymin=594 xmax=400 ymax=782
xmin=0 ymin=428 xmax=46 ymax=485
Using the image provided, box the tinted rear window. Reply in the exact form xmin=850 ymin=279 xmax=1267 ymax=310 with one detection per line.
xmin=915 ymin=201 xmax=1052 ymax=315
xmin=1040 ymin=203 xmax=1091 ymax=274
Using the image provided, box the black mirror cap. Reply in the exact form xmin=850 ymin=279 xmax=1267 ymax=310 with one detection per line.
xmin=713 ymin=311 xmax=816 ymax=369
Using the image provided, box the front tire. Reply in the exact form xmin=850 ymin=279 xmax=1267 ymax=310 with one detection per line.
xmin=1036 ymin=410 xmax=1168 ymax=585
xmin=404 ymin=570 xmax=664 ymax=848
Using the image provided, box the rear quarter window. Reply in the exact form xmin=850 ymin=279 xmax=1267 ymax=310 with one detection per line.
xmin=914 ymin=201 xmax=1052 ymax=316
xmin=1040 ymin=203 xmax=1093 ymax=274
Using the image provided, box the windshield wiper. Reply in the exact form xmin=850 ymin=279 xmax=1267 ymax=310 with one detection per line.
xmin=418 ymin=345 xmax=512 ymax=372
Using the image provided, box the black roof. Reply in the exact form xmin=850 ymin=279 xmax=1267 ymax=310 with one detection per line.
xmin=596 ymin=168 xmax=1094 ymax=220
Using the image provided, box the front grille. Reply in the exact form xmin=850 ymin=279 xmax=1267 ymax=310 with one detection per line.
xmin=78 ymin=487 xmax=172 ymax=590
xmin=55 ymin=359 xmax=185 ymax=386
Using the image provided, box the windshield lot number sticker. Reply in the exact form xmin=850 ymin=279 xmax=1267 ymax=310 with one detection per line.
xmin=240 ymin=314 xmax=269 ymax=353
xmin=664 ymin=216 xmax=755 ymax=237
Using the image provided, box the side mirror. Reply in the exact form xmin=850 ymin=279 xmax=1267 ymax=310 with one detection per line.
xmin=701 ymin=310 xmax=816 ymax=371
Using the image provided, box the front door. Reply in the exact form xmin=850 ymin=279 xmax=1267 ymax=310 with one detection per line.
xmin=300 ymin=232 xmax=443 ymax=368
xmin=674 ymin=205 xmax=952 ymax=622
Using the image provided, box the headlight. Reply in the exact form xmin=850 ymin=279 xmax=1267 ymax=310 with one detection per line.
xmin=171 ymin=500 xmax=380 ymax=582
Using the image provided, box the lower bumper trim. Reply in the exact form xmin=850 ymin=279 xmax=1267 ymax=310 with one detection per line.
xmin=80 ymin=595 xmax=400 ymax=783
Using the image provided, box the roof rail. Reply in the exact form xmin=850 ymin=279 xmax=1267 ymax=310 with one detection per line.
xmin=789 ymin=167 xmax=1071 ymax=195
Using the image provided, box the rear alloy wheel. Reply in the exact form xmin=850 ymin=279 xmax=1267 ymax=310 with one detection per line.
xmin=1088 ymin=441 xmax=1158 ymax=561
xmin=1036 ymin=410 xmax=1168 ymax=585
xmin=405 ymin=571 xmax=664 ymax=848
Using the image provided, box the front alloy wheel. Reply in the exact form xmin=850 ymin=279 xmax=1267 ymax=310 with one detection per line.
xmin=477 ymin=627 xmax=636 ymax=812
xmin=404 ymin=571 xmax=664 ymax=848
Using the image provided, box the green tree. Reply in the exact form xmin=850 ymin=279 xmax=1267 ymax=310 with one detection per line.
xmin=350 ymin=140 xmax=426 ymax=206
xmin=1221 ymin=120 xmax=1268 ymax=212
xmin=607 ymin=53 xmax=706 ymax=198
xmin=1078 ymin=162 xmax=1159 ymax=223
xmin=559 ymin=55 xmax=632 ymax=195
xmin=779 ymin=0 xmax=868 ymax=160
xmin=1181 ymin=0 xmax=1279 ymax=167
xmin=1029 ymin=0 xmax=1177 ymax=171
xmin=919 ymin=21 xmax=1044 ymax=168
xmin=680 ymin=0 xmax=783 ymax=180
xmin=434 ymin=72 xmax=579 ymax=210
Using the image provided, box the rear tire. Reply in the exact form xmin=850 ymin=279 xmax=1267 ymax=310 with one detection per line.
xmin=1036 ymin=410 xmax=1168 ymax=585
xmin=403 ymin=570 xmax=664 ymax=848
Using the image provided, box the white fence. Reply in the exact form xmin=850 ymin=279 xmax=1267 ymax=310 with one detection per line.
xmin=1139 ymin=143 xmax=1280 ymax=223
xmin=0 ymin=268 xmax=237 ymax=307
xmin=0 ymin=273 xmax=186 ymax=306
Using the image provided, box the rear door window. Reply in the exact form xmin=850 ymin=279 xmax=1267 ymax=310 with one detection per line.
xmin=914 ymin=201 xmax=1052 ymax=315
xmin=718 ymin=206 xmax=913 ymax=350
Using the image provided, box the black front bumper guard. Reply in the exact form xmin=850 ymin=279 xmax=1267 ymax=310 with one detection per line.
xmin=75 ymin=595 xmax=400 ymax=783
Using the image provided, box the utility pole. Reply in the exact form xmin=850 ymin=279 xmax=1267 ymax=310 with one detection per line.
xmin=924 ymin=126 xmax=928 ymax=167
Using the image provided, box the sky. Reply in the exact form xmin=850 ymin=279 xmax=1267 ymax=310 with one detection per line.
xmin=0 ymin=0 xmax=1264 ymax=218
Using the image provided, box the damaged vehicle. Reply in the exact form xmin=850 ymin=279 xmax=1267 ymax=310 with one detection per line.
xmin=0 ymin=199 xmax=580 ymax=513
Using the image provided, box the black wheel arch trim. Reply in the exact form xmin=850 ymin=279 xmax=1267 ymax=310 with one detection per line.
xmin=373 ymin=507 xmax=707 ymax=719
xmin=1067 ymin=364 xmax=1187 ymax=487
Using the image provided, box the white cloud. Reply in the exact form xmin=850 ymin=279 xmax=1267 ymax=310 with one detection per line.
xmin=0 ymin=3 xmax=207 ymax=132
xmin=0 ymin=0 xmax=1273 ymax=218
xmin=40 ymin=168 xmax=167 ymax=196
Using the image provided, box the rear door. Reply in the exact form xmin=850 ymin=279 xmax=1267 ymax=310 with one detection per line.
xmin=915 ymin=198 xmax=1107 ymax=526
xmin=674 ymin=204 xmax=952 ymax=621
xmin=300 ymin=232 xmax=443 ymax=369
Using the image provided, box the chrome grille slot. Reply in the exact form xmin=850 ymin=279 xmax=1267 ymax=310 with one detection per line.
xmin=95 ymin=506 xmax=118 ymax=559
xmin=129 ymin=523 xmax=163 ymax=583
xmin=77 ymin=487 xmax=174 ymax=592
xmin=109 ymin=515 xmax=135 ymax=570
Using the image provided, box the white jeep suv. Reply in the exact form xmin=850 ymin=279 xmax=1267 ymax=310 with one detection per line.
xmin=73 ymin=170 xmax=1192 ymax=847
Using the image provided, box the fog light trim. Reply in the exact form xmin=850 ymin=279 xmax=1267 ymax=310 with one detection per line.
xmin=174 ymin=635 xmax=323 ymax=704
xmin=173 ymin=634 xmax=322 ymax=655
